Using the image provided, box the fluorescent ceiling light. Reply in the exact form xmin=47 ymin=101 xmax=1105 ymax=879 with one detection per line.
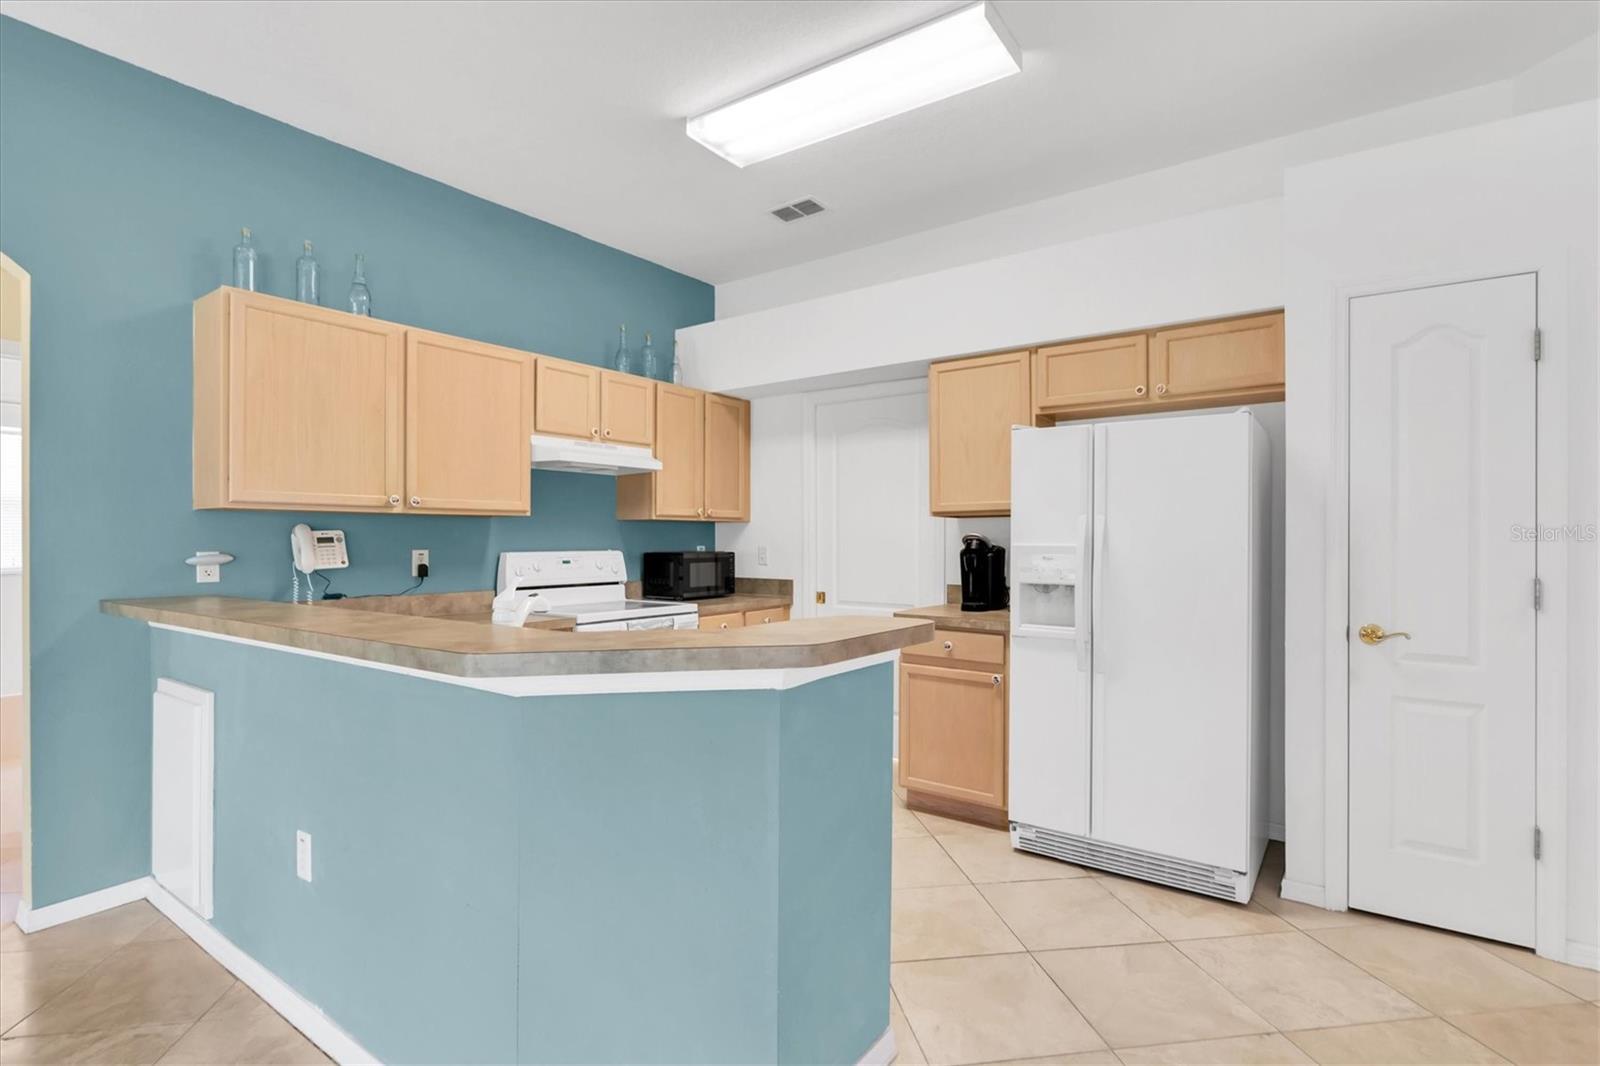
xmin=686 ymin=2 xmax=1021 ymax=168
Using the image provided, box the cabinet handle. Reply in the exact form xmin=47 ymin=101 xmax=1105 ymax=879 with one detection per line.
xmin=1134 ymin=385 xmax=1146 ymax=397
xmin=388 ymin=495 xmax=400 ymax=506
xmin=762 ymin=616 xmax=770 ymax=624
xmin=992 ymin=674 xmax=1002 ymax=687
xmin=1155 ymin=383 xmax=1168 ymax=396
xmin=942 ymin=640 xmax=954 ymax=651
xmin=603 ymin=428 xmax=612 ymax=438
xmin=591 ymin=427 xmax=600 ymax=437
xmin=697 ymin=507 xmax=705 ymax=517
xmin=719 ymin=622 xmax=729 ymax=630
xmin=410 ymin=496 xmax=422 ymax=507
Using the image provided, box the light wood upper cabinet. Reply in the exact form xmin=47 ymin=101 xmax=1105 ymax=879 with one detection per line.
xmin=535 ymin=357 xmax=601 ymax=440
xmin=704 ymin=393 xmax=751 ymax=521
xmin=898 ymin=661 xmax=1007 ymax=810
xmin=1035 ymin=333 xmax=1149 ymax=412
xmin=1151 ymin=312 xmax=1284 ymax=403
xmin=929 ymin=349 xmax=1031 ymax=516
xmin=405 ymin=332 xmax=534 ymax=515
xmin=196 ymin=288 xmax=406 ymax=511
xmin=599 ymin=371 xmax=654 ymax=446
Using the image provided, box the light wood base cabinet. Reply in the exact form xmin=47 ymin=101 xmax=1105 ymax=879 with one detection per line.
xmin=898 ymin=661 xmax=1007 ymax=812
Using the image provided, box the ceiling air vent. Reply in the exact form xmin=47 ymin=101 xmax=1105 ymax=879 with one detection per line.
xmin=770 ymin=198 xmax=826 ymax=222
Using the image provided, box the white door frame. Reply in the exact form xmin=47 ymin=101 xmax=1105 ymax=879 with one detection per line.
xmin=1322 ymin=266 xmax=1569 ymax=962
xmin=799 ymin=376 xmax=942 ymax=619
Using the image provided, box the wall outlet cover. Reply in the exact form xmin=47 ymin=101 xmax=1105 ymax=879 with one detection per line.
xmin=411 ymin=549 xmax=429 ymax=577
xmin=195 ymin=564 xmax=220 ymax=584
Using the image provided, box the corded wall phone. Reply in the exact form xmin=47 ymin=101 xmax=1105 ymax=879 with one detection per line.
xmin=290 ymin=524 xmax=348 ymax=603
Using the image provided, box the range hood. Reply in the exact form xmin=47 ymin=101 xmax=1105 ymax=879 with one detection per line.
xmin=529 ymin=433 xmax=662 ymax=476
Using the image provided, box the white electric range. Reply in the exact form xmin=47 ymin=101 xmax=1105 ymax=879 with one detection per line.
xmin=495 ymin=549 xmax=699 ymax=631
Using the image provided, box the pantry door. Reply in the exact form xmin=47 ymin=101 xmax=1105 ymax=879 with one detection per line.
xmin=1347 ymin=274 xmax=1537 ymax=946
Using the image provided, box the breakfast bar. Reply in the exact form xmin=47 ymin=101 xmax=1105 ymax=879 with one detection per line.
xmin=104 ymin=596 xmax=932 ymax=1065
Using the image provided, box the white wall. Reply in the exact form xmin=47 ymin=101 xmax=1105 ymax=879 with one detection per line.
xmin=1282 ymin=100 xmax=1598 ymax=962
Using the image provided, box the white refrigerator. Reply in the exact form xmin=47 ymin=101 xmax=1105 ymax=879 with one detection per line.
xmin=1008 ymin=409 xmax=1270 ymax=901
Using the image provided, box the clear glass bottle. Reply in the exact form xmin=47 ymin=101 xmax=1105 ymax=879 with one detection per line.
xmin=348 ymin=253 xmax=371 ymax=316
xmin=613 ymin=324 xmax=634 ymax=374
xmin=295 ymin=240 xmax=320 ymax=305
xmin=670 ymin=340 xmax=683 ymax=385
xmin=232 ymin=227 xmax=258 ymax=291
xmin=639 ymin=331 xmax=658 ymax=379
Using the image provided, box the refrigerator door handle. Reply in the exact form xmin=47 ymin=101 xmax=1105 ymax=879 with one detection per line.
xmin=1091 ymin=513 xmax=1106 ymax=675
xmin=1075 ymin=514 xmax=1092 ymax=671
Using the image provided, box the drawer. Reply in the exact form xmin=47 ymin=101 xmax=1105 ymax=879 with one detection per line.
xmin=702 ymin=612 xmax=745 ymax=631
xmin=744 ymin=606 xmax=790 ymax=626
xmin=902 ymin=627 xmax=1005 ymax=667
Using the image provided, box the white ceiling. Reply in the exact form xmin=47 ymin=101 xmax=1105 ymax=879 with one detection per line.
xmin=4 ymin=0 xmax=1594 ymax=284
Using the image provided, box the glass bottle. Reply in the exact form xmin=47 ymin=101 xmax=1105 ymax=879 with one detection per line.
xmin=295 ymin=240 xmax=320 ymax=305
xmin=640 ymin=331 xmax=658 ymax=379
xmin=348 ymin=253 xmax=371 ymax=316
xmin=232 ymin=227 xmax=258 ymax=291
xmin=670 ymin=340 xmax=684 ymax=385
xmin=613 ymin=324 xmax=633 ymax=375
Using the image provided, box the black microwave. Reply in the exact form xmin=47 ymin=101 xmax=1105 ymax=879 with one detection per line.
xmin=641 ymin=551 xmax=735 ymax=600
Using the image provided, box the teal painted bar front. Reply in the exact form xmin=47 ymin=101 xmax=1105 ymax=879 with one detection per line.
xmin=149 ymin=629 xmax=891 ymax=1064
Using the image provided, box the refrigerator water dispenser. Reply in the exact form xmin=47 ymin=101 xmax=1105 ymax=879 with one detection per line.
xmin=1013 ymin=545 xmax=1081 ymax=636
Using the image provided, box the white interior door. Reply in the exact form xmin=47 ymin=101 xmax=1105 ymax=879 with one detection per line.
xmin=1348 ymin=274 xmax=1537 ymax=946
xmin=811 ymin=385 xmax=945 ymax=618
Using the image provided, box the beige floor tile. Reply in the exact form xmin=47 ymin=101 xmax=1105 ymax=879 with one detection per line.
xmin=156 ymin=983 xmax=330 ymax=1065
xmin=1446 ymin=1001 xmax=1600 ymax=1065
xmin=0 ymin=903 xmax=160 ymax=958
xmin=130 ymin=918 xmax=188 ymax=945
xmin=1284 ymin=1017 xmax=1506 ymax=1064
xmin=1177 ymin=931 xmax=1426 ymax=1030
xmin=894 ymin=837 xmax=969 ymax=889
xmin=1309 ymin=924 xmax=1579 ymax=1016
xmin=0 ymin=1024 xmax=188 ymax=1065
xmin=975 ymin=1053 xmax=1122 ymax=1065
xmin=892 ymin=885 xmax=1024 ymax=962
xmin=913 ymin=811 xmax=1007 ymax=838
xmin=1033 ymin=942 xmax=1273 ymax=1049
xmin=1115 ymin=1033 xmax=1314 ymax=1064
xmin=895 ymin=804 xmax=931 ymax=839
xmin=9 ymin=939 xmax=234 ymax=1037
xmin=1098 ymin=877 xmax=1290 ymax=940
xmin=891 ymin=989 xmax=928 ymax=1065
xmin=892 ymin=954 xmax=1106 ymax=1065
xmin=977 ymin=879 xmax=1160 ymax=951
xmin=1251 ymin=868 xmax=1381 ymax=932
xmin=0 ymin=944 xmax=108 ymax=1034
xmin=937 ymin=833 xmax=1088 ymax=885
xmin=1476 ymin=941 xmax=1600 ymax=1001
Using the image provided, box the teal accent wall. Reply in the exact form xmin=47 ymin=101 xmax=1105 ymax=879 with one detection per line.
xmin=0 ymin=18 xmax=715 ymax=906
xmin=150 ymin=630 xmax=891 ymax=1064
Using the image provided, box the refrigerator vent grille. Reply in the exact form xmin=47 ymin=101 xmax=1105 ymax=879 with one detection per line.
xmin=1011 ymin=823 xmax=1247 ymax=902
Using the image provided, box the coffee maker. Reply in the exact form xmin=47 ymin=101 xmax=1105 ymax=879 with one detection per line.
xmin=959 ymin=534 xmax=1008 ymax=612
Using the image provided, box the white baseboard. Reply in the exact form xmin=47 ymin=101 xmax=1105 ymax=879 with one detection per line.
xmin=1564 ymin=940 xmax=1599 ymax=972
xmin=13 ymin=877 xmax=151 ymax=933
xmin=1265 ymin=821 xmax=1285 ymax=842
xmin=1279 ymin=878 xmax=1326 ymax=908
xmin=856 ymin=1024 xmax=896 ymax=1066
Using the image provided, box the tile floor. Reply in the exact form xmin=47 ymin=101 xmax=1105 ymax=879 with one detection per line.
xmin=0 ymin=901 xmax=328 ymax=1064
xmin=889 ymin=787 xmax=1600 ymax=1065
xmin=1 ymin=791 xmax=1595 ymax=1064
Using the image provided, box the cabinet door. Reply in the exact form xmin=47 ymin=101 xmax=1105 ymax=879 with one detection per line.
xmin=600 ymin=372 xmax=654 ymax=446
xmin=704 ymin=393 xmax=750 ymax=521
xmin=653 ymin=383 xmax=705 ymax=519
xmin=703 ymin=612 xmax=745 ymax=631
xmin=534 ymin=358 xmax=601 ymax=440
xmin=1150 ymin=312 xmax=1284 ymax=402
xmin=744 ymin=607 xmax=790 ymax=626
xmin=898 ymin=662 xmax=1007 ymax=809
xmin=405 ymin=332 xmax=533 ymax=514
xmin=1035 ymin=334 xmax=1148 ymax=411
xmin=226 ymin=291 xmax=404 ymax=509
xmin=929 ymin=350 xmax=1031 ymax=516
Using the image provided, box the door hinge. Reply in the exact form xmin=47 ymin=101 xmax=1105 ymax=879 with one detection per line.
xmin=815 ymin=590 xmax=826 ymax=605
xmin=1533 ymin=577 xmax=1544 ymax=611
xmin=1533 ymin=328 xmax=1542 ymax=362
xmin=1534 ymin=826 xmax=1542 ymax=860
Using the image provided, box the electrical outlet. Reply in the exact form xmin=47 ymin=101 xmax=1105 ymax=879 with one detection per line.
xmin=196 ymin=564 xmax=221 ymax=584
xmin=295 ymin=830 xmax=313 ymax=882
xmin=757 ymin=545 xmax=769 ymax=567
xmin=411 ymin=549 xmax=429 ymax=577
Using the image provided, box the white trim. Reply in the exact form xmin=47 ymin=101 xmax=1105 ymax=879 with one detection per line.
xmin=145 ymin=882 xmax=380 ymax=1065
xmin=13 ymin=876 xmax=150 ymax=932
xmin=1564 ymin=941 xmax=1599 ymax=972
xmin=855 ymin=1025 xmax=896 ymax=1066
xmin=0 ymin=339 xmax=20 ymax=359
xmin=1279 ymin=878 xmax=1326 ymax=909
xmin=148 ymin=623 xmax=899 ymax=695
xmin=1265 ymin=820 xmax=1285 ymax=843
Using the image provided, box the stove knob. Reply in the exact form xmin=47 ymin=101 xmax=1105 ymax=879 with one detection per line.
xmin=610 ymin=561 xmax=620 ymax=573
xmin=532 ymin=561 xmax=542 ymax=572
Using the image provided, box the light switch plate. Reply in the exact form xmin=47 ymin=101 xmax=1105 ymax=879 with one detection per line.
xmin=757 ymin=545 xmax=769 ymax=567
xmin=295 ymin=830 xmax=313 ymax=882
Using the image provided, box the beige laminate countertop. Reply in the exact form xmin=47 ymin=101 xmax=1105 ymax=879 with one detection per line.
xmin=103 ymin=596 xmax=931 ymax=678
xmin=691 ymin=593 xmax=793 ymax=616
xmin=893 ymin=601 xmax=1011 ymax=636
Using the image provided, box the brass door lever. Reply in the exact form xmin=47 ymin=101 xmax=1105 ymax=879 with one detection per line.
xmin=1358 ymin=624 xmax=1412 ymax=645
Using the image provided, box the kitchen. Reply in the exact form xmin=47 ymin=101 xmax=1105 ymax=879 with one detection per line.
xmin=1 ymin=4 xmax=1597 ymax=1066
